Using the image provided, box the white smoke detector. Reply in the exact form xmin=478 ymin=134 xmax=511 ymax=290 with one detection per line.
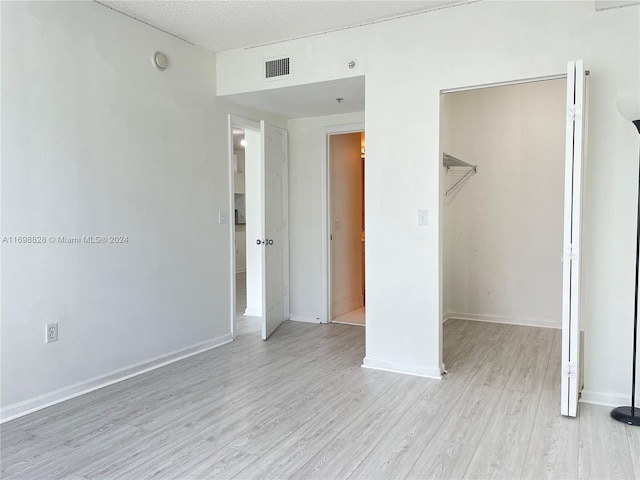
xmin=152 ymin=51 xmax=168 ymax=71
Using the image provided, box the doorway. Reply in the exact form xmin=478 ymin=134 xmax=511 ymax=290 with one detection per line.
xmin=229 ymin=117 xmax=263 ymax=337
xmin=228 ymin=116 xmax=289 ymax=340
xmin=439 ymin=63 xmax=587 ymax=417
xmin=328 ymin=131 xmax=366 ymax=326
xmin=440 ymin=78 xmax=566 ymax=392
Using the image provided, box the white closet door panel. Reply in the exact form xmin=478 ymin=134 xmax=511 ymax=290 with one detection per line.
xmin=261 ymin=122 xmax=289 ymax=340
xmin=561 ymin=59 xmax=586 ymax=417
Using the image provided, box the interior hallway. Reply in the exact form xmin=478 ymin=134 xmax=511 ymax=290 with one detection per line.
xmin=1 ymin=320 xmax=638 ymax=479
xmin=332 ymin=307 xmax=365 ymax=326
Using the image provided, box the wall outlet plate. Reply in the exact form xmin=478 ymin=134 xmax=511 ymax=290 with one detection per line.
xmin=46 ymin=323 xmax=58 ymax=343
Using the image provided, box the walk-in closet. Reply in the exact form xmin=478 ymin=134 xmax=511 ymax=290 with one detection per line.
xmin=441 ymin=78 xmax=567 ymax=365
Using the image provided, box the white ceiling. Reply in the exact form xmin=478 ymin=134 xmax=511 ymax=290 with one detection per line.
xmin=99 ymin=1 xmax=469 ymax=52
xmin=97 ymin=0 xmax=473 ymax=119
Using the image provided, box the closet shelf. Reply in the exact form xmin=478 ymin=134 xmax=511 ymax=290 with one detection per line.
xmin=443 ymin=152 xmax=477 ymax=196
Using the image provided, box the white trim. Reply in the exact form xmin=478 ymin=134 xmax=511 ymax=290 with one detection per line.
xmin=229 ymin=115 xmax=261 ymax=132
xmin=289 ymin=313 xmax=321 ymax=324
xmin=282 ymin=129 xmax=290 ymax=323
xmin=441 ymin=73 xmax=568 ymax=94
xmin=0 ymin=333 xmax=234 ymax=423
xmin=228 ymin=115 xmax=236 ymax=339
xmin=580 ymin=390 xmax=629 ymax=408
xmin=362 ymin=357 xmax=442 ymax=379
xmin=235 ymin=268 xmax=247 ymax=274
xmin=444 ymin=312 xmax=561 ymax=330
xmin=332 ymin=320 xmax=365 ymax=327
xmin=321 ymin=122 xmax=365 ymax=324
xmin=260 ymin=120 xmax=268 ymax=340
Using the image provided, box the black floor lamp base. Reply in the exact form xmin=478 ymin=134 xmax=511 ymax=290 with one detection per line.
xmin=611 ymin=406 xmax=640 ymax=426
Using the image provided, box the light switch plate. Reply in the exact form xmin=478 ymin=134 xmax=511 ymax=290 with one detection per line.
xmin=219 ymin=211 xmax=229 ymax=225
xmin=418 ymin=209 xmax=429 ymax=226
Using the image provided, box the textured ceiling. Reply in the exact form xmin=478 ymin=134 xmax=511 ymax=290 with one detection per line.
xmin=97 ymin=1 xmax=475 ymax=119
xmin=98 ymin=1 xmax=469 ymax=52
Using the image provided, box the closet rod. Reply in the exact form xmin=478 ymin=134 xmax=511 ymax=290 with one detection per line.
xmin=443 ymin=152 xmax=478 ymax=196
xmin=446 ymin=166 xmax=477 ymax=196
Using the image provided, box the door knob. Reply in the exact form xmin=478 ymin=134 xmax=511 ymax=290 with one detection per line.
xmin=256 ymin=239 xmax=264 ymax=245
xmin=267 ymin=239 xmax=274 ymax=245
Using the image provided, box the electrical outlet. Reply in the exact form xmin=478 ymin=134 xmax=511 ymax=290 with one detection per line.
xmin=46 ymin=323 xmax=58 ymax=343
xmin=219 ymin=211 xmax=229 ymax=225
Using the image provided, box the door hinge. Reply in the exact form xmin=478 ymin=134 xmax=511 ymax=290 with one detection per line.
xmin=568 ymin=104 xmax=583 ymax=122
xmin=565 ymin=244 xmax=578 ymax=260
xmin=563 ymin=362 xmax=577 ymax=378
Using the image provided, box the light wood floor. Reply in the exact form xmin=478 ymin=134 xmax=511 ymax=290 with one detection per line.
xmin=2 ymin=319 xmax=639 ymax=479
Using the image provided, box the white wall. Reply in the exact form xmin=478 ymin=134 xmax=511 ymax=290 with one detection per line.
xmin=244 ymin=129 xmax=262 ymax=316
xmin=0 ymin=1 xmax=283 ymax=418
xmin=287 ymin=112 xmax=365 ymax=323
xmin=442 ymin=79 xmax=566 ymax=328
xmin=330 ymin=133 xmax=364 ymax=318
xmin=218 ymin=1 xmax=640 ymax=398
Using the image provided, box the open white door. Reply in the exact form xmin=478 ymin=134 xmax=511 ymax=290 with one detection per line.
xmin=260 ymin=122 xmax=289 ymax=340
xmin=561 ymin=60 xmax=586 ymax=417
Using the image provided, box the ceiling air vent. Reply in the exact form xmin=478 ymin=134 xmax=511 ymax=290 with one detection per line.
xmin=265 ymin=57 xmax=290 ymax=79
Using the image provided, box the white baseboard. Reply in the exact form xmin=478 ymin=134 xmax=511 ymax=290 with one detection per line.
xmin=580 ymin=389 xmax=629 ymax=408
xmin=445 ymin=312 xmax=560 ymax=329
xmin=362 ymin=357 xmax=442 ymax=379
xmin=244 ymin=307 xmax=262 ymax=317
xmin=289 ymin=313 xmax=321 ymax=324
xmin=0 ymin=333 xmax=234 ymax=423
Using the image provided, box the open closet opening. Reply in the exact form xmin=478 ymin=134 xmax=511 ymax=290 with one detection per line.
xmin=441 ymin=78 xmax=567 ymax=369
xmin=329 ymin=131 xmax=366 ymax=326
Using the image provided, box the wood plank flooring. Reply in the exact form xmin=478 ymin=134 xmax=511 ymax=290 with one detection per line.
xmin=2 ymin=319 xmax=639 ymax=479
